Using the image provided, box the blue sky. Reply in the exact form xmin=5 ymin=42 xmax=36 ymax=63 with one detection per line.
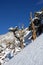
xmin=0 ymin=0 xmax=43 ymax=34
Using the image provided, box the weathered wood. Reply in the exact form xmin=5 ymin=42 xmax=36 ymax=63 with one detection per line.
xmin=31 ymin=22 xmax=36 ymax=40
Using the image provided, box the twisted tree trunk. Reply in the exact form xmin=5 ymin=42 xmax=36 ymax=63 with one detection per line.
xmin=31 ymin=22 xmax=36 ymax=40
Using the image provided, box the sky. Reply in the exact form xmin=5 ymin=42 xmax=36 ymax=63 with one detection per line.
xmin=0 ymin=0 xmax=43 ymax=34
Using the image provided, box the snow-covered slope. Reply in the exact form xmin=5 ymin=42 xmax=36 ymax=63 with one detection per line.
xmin=4 ymin=34 xmax=43 ymax=65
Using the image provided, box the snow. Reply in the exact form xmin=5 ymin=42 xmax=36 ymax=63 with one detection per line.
xmin=32 ymin=17 xmax=39 ymax=22
xmin=8 ymin=27 xmax=14 ymax=30
xmin=36 ymin=11 xmax=42 ymax=14
xmin=24 ymin=31 xmax=31 ymax=37
xmin=4 ymin=34 xmax=43 ymax=65
xmin=24 ymin=30 xmax=32 ymax=45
